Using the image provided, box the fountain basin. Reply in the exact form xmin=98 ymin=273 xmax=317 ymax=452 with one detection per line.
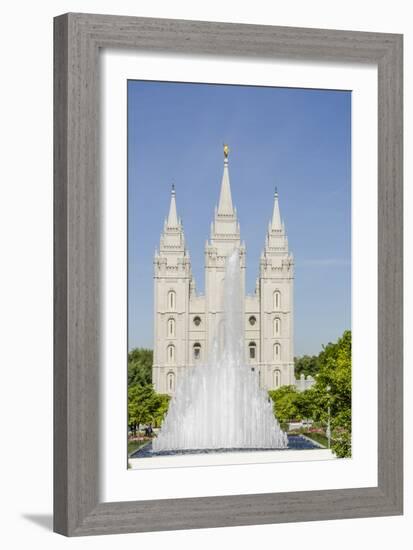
xmin=132 ymin=435 xmax=322 ymax=458
xmin=128 ymin=435 xmax=336 ymax=470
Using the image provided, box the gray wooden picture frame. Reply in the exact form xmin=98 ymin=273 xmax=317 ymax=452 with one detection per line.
xmin=54 ymin=13 xmax=403 ymax=536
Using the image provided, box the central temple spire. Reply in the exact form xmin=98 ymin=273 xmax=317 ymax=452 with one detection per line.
xmin=217 ymin=144 xmax=234 ymax=216
xmin=207 ymin=144 xmax=243 ymax=261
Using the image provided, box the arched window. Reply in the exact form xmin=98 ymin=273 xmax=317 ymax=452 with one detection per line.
xmin=193 ymin=316 xmax=201 ymax=327
xmin=249 ymin=341 xmax=257 ymax=360
xmin=273 ymin=290 xmax=281 ymax=310
xmin=273 ymin=343 xmax=281 ymax=361
xmin=274 ymin=317 xmax=281 ymax=336
xmin=168 ymin=290 xmax=176 ymax=311
xmin=167 ymin=318 xmax=175 ymax=338
xmin=249 ymin=315 xmax=257 ymax=326
xmin=167 ymin=344 xmax=175 ymax=364
xmin=167 ymin=371 xmax=175 ymax=392
xmin=193 ymin=342 xmax=201 ymax=361
xmin=273 ymin=369 xmax=281 ymax=388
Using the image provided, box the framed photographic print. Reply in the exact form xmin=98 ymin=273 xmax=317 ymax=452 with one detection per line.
xmin=54 ymin=13 xmax=403 ymax=536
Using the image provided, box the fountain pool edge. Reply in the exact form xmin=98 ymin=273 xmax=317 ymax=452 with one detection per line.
xmin=129 ymin=447 xmax=335 ymax=470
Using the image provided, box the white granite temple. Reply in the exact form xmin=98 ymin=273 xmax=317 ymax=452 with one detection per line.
xmin=152 ymin=146 xmax=295 ymax=395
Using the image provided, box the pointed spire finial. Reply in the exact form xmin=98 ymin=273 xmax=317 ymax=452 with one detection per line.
xmin=271 ymin=187 xmax=282 ymax=230
xmin=167 ymin=183 xmax=179 ymax=227
xmin=223 ymin=143 xmax=229 ymax=161
xmin=217 ymin=145 xmax=234 ymax=216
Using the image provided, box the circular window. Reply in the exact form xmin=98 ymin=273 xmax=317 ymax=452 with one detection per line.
xmin=249 ymin=316 xmax=257 ymax=326
xmin=193 ymin=316 xmax=201 ymax=326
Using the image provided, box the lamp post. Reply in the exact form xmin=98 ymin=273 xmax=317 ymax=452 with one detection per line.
xmin=326 ymin=385 xmax=331 ymax=449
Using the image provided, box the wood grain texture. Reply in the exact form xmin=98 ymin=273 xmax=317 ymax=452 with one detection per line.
xmin=377 ymin=31 xmax=403 ymax=508
xmin=54 ymin=14 xmax=69 ymax=536
xmin=53 ymin=13 xmax=403 ymax=536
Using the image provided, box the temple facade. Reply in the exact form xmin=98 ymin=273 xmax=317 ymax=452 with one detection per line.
xmin=152 ymin=147 xmax=295 ymax=395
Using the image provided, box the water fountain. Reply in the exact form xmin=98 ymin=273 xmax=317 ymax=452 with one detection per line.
xmin=152 ymin=248 xmax=288 ymax=452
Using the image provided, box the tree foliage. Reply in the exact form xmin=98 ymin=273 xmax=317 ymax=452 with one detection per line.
xmin=309 ymin=330 xmax=352 ymax=457
xmin=294 ymin=354 xmax=319 ymax=378
xmin=268 ymin=385 xmax=301 ymax=424
xmin=128 ymin=384 xmax=170 ymax=432
xmin=127 ymin=348 xmax=171 ymax=433
xmin=128 ymin=348 xmax=153 ymax=386
xmin=269 ymin=330 xmax=352 ymax=458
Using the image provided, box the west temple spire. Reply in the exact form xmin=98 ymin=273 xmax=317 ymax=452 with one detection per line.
xmin=167 ymin=183 xmax=179 ymax=228
xmin=156 ymin=182 xmax=192 ymax=276
xmin=158 ymin=183 xmax=186 ymax=256
xmin=217 ymin=144 xmax=234 ymax=216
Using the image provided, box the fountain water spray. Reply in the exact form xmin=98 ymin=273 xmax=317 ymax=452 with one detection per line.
xmin=153 ymin=248 xmax=288 ymax=451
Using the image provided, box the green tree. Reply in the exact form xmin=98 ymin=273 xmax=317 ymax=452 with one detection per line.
xmin=128 ymin=383 xmax=171 ymax=433
xmin=127 ymin=348 xmax=171 ymax=434
xmin=294 ymin=354 xmax=319 ymax=378
xmin=151 ymin=393 xmax=171 ymax=428
xmin=295 ymin=388 xmax=316 ymax=423
xmin=269 ymin=331 xmax=352 ymax=458
xmin=269 ymin=385 xmax=302 ymax=424
xmin=306 ymin=330 xmax=352 ymax=457
xmin=128 ymin=348 xmax=153 ymax=387
xmin=128 ymin=384 xmax=153 ymax=434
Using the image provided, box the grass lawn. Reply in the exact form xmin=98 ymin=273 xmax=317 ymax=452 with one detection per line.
xmin=128 ymin=438 xmax=152 ymax=456
xmin=302 ymin=431 xmax=329 ymax=448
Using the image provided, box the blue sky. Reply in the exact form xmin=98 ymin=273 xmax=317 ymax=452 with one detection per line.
xmin=128 ymin=80 xmax=351 ymax=356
